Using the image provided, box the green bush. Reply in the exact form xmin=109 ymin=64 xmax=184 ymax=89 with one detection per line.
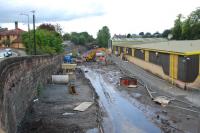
xmin=22 ymin=29 xmax=64 ymax=55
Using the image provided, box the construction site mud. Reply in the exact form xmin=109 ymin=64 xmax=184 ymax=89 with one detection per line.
xmin=17 ymin=69 xmax=102 ymax=133
xmin=17 ymin=54 xmax=200 ymax=133
xmin=89 ymin=55 xmax=200 ymax=133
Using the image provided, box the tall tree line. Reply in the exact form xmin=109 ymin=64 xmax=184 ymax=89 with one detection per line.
xmin=63 ymin=26 xmax=111 ymax=48
xmin=172 ymin=7 xmax=200 ymax=40
xmin=63 ymin=32 xmax=94 ymax=45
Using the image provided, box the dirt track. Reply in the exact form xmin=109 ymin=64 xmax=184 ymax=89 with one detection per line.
xmin=17 ymin=70 xmax=101 ymax=133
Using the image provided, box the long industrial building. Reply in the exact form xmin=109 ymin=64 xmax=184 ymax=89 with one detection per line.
xmin=111 ymin=39 xmax=200 ymax=89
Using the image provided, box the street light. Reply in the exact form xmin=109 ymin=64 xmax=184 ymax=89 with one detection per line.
xmin=31 ymin=10 xmax=36 ymax=55
xmin=20 ymin=13 xmax=30 ymax=33
xmin=20 ymin=13 xmax=31 ymax=53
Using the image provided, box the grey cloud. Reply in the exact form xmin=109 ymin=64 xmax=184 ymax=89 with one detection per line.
xmin=0 ymin=1 xmax=105 ymax=23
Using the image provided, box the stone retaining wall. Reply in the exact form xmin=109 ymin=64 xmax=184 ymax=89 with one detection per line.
xmin=0 ymin=55 xmax=63 ymax=133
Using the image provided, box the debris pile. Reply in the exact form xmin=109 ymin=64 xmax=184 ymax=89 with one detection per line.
xmin=120 ymin=76 xmax=137 ymax=88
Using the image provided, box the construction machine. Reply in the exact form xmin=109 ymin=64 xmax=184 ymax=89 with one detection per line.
xmin=85 ymin=50 xmax=96 ymax=62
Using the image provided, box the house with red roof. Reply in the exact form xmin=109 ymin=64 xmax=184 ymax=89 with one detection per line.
xmin=0 ymin=22 xmax=25 ymax=49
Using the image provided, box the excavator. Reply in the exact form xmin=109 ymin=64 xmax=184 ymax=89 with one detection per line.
xmin=85 ymin=50 xmax=96 ymax=61
xmin=84 ymin=48 xmax=106 ymax=62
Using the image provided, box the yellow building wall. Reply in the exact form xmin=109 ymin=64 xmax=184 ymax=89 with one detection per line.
xmin=0 ymin=44 xmax=5 ymax=48
xmin=170 ymin=54 xmax=178 ymax=83
xmin=0 ymin=35 xmax=17 ymax=43
xmin=124 ymin=53 xmax=200 ymax=89
xmin=11 ymin=43 xmax=25 ymax=49
xmin=0 ymin=36 xmax=6 ymax=43
xmin=0 ymin=36 xmax=8 ymax=48
xmin=145 ymin=51 xmax=149 ymax=62
xmin=118 ymin=47 xmax=121 ymax=54
xmin=126 ymin=55 xmax=169 ymax=80
xmin=124 ymin=47 xmax=126 ymax=54
xmin=187 ymin=55 xmax=200 ymax=89
xmin=199 ymin=55 xmax=200 ymax=76
xmin=10 ymin=35 xmax=17 ymax=42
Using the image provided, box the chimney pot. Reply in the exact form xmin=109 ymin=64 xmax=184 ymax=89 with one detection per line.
xmin=15 ymin=21 xmax=18 ymax=29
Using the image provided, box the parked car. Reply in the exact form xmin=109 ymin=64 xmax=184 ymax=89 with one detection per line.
xmin=5 ymin=48 xmax=12 ymax=56
xmin=4 ymin=52 xmax=9 ymax=57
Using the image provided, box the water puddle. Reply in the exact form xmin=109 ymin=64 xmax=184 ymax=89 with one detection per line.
xmin=83 ymin=67 xmax=161 ymax=133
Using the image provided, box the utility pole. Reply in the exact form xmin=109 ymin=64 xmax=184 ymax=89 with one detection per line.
xmin=31 ymin=10 xmax=36 ymax=55
xmin=20 ymin=13 xmax=30 ymax=53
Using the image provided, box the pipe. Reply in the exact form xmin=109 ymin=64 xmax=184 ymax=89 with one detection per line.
xmin=52 ymin=75 xmax=69 ymax=84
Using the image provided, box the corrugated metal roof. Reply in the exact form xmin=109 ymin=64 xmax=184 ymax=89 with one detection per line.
xmin=113 ymin=40 xmax=200 ymax=55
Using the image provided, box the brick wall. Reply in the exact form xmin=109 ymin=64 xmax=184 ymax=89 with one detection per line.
xmin=0 ymin=55 xmax=63 ymax=133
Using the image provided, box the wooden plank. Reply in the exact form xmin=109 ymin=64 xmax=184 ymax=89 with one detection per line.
xmin=73 ymin=102 xmax=93 ymax=112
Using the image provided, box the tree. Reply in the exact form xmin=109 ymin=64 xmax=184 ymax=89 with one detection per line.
xmin=182 ymin=17 xmax=192 ymax=39
xmin=97 ymin=26 xmax=111 ymax=48
xmin=189 ymin=7 xmax=200 ymax=39
xmin=54 ymin=23 xmax=63 ymax=35
xmin=79 ymin=35 xmax=86 ymax=45
xmin=172 ymin=14 xmax=183 ymax=40
xmin=79 ymin=32 xmax=94 ymax=42
xmin=69 ymin=32 xmax=94 ymax=45
xmin=162 ymin=29 xmax=171 ymax=38
xmin=63 ymin=33 xmax=71 ymax=40
xmin=190 ymin=7 xmax=200 ymax=23
xmin=166 ymin=7 xmax=200 ymax=40
xmin=38 ymin=23 xmax=56 ymax=32
xmin=127 ymin=33 xmax=131 ymax=38
xmin=139 ymin=32 xmax=144 ymax=36
xmin=152 ymin=32 xmax=161 ymax=38
xmin=170 ymin=8 xmax=200 ymax=40
xmin=71 ymin=35 xmax=79 ymax=44
xmin=144 ymin=32 xmax=151 ymax=38
xmin=22 ymin=29 xmax=63 ymax=55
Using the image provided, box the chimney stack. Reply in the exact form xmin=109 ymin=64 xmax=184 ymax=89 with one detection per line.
xmin=15 ymin=21 xmax=18 ymax=29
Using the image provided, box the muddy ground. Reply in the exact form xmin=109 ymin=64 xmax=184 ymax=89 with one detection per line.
xmin=17 ymin=70 xmax=101 ymax=133
xmin=16 ymin=53 xmax=200 ymax=133
xmin=85 ymin=61 xmax=200 ymax=133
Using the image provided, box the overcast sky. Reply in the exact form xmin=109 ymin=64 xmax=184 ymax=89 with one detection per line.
xmin=0 ymin=0 xmax=199 ymax=37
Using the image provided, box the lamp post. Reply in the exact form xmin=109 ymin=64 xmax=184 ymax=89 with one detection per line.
xmin=20 ymin=13 xmax=30 ymax=33
xmin=20 ymin=13 xmax=31 ymax=53
xmin=31 ymin=10 xmax=36 ymax=55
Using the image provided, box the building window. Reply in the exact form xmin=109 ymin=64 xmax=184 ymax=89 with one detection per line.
xmin=134 ymin=49 xmax=145 ymax=60
xmin=126 ymin=48 xmax=132 ymax=56
xmin=7 ymin=35 xmax=10 ymax=40
xmin=178 ymin=55 xmax=199 ymax=82
xmin=120 ymin=47 xmax=124 ymax=54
